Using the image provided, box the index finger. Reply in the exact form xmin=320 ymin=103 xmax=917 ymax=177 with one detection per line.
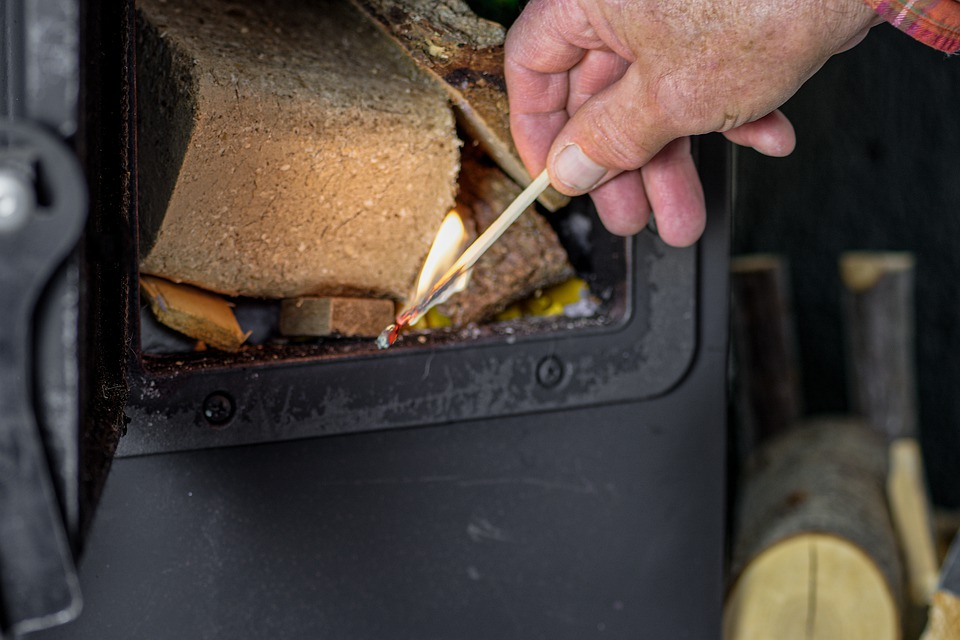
xmin=504 ymin=0 xmax=591 ymax=173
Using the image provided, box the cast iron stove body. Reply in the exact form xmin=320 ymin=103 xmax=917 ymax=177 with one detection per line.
xmin=4 ymin=2 xmax=732 ymax=638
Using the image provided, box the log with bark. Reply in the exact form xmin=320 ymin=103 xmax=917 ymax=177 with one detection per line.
xmin=725 ymin=417 xmax=903 ymax=640
xmin=437 ymin=151 xmax=574 ymax=326
xmin=730 ymin=254 xmax=803 ymax=458
xmin=136 ymin=0 xmax=459 ymax=301
xmin=841 ymin=251 xmax=940 ymax=614
xmin=841 ymin=252 xmax=918 ymax=441
xmin=349 ymin=0 xmax=569 ymax=212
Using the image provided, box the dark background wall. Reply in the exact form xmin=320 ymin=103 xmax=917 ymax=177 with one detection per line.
xmin=732 ymin=26 xmax=960 ymax=507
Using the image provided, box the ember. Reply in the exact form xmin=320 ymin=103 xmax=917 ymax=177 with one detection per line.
xmin=376 ymin=323 xmax=401 ymax=349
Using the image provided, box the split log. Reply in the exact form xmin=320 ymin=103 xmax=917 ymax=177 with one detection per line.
xmin=136 ymin=0 xmax=459 ymax=301
xmin=840 ymin=252 xmax=939 ymax=609
xmin=279 ymin=297 xmax=395 ymax=338
xmin=730 ymin=254 xmax=803 ymax=456
xmin=888 ymin=438 xmax=940 ymax=630
xmin=725 ymin=417 xmax=903 ymax=640
xmin=350 ymin=0 xmax=569 ymax=212
xmin=140 ymin=275 xmax=249 ymax=352
xmin=437 ymin=152 xmax=574 ymax=326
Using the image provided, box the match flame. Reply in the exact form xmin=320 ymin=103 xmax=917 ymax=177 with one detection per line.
xmin=411 ymin=210 xmax=471 ymax=305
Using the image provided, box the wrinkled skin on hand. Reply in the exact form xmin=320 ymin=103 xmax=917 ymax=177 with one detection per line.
xmin=505 ymin=0 xmax=880 ymax=246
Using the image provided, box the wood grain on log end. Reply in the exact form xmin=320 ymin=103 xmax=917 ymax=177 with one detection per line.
xmin=725 ymin=533 xmax=900 ymax=640
xmin=921 ymin=591 xmax=960 ymax=640
xmin=728 ymin=417 xmax=904 ymax=638
xmin=730 ymin=253 xmax=784 ymax=273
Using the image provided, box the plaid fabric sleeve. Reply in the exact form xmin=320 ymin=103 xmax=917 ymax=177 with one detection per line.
xmin=863 ymin=0 xmax=960 ymax=53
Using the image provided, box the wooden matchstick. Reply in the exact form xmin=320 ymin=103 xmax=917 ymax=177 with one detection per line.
xmin=377 ymin=169 xmax=552 ymax=348
xmin=447 ymin=169 xmax=552 ymax=278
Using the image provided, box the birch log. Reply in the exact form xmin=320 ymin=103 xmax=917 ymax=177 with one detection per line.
xmin=725 ymin=417 xmax=903 ymax=640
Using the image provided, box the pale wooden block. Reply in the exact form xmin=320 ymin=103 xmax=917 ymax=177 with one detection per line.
xmin=280 ymin=297 xmax=395 ymax=338
xmin=137 ymin=0 xmax=458 ymax=301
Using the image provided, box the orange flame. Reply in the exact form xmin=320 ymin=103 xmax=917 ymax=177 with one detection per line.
xmin=410 ymin=210 xmax=471 ymax=306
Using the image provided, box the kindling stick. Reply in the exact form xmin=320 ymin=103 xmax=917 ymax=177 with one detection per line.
xmin=377 ymin=169 xmax=552 ymax=349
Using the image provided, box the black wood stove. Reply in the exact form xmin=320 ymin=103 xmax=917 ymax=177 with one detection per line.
xmin=1 ymin=2 xmax=731 ymax=638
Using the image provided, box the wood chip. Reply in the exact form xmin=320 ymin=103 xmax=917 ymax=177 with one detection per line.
xmin=140 ymin=275 xmax=249 ymax=352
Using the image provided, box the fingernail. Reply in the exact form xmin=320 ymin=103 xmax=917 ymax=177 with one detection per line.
xmin=553 ymin=144 xmax=607 ymax=192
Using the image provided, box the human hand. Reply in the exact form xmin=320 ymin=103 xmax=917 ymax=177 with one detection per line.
xmin=505 ymin=0 xmax=879 ymax=246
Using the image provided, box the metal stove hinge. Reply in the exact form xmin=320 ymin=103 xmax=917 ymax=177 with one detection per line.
xmin=0 ymin=0 xmax=87 ymax=636
xmin=0 ymin=120 xmax=87 ymax=638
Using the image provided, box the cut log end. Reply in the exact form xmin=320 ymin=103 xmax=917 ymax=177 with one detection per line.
xmin=725 ymin=533 xmax=901 ymax=640
xmin=840 ymin=252 xmax=915 ymax=293
xmin=730 ymin=253 xmax=785 ymax=273
xmin=728 ymin=418 xmax=904 ymax=637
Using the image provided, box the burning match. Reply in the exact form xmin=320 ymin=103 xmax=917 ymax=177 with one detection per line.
xmin=377 ymin=169 xmax=552 ymax=349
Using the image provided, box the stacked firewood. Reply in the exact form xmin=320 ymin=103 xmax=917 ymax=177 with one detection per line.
xmin=135 ymin=0 xmax=575 ymax=349
xmin=726 ymin=252 xmax=941 ymax=640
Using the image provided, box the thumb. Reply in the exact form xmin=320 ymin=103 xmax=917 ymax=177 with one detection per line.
xmin=547 ymin=65 xmax=673 ymax=195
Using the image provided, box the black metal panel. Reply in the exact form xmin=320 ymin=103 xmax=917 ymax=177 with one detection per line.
xmin=34 ymin=369 xmax=726 ymax=640
xmin=1 ymin=0 xmax=79 ymax=135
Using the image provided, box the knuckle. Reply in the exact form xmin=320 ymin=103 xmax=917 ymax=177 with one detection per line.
xmin=651 ymin=71 xmax=749 ymax=135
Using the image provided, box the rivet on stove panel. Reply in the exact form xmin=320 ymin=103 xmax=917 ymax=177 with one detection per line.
xmin=202 ymin=391 xmax=236 ymax=427
xmin=536 ymin=356 xmax=565 ymax=389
